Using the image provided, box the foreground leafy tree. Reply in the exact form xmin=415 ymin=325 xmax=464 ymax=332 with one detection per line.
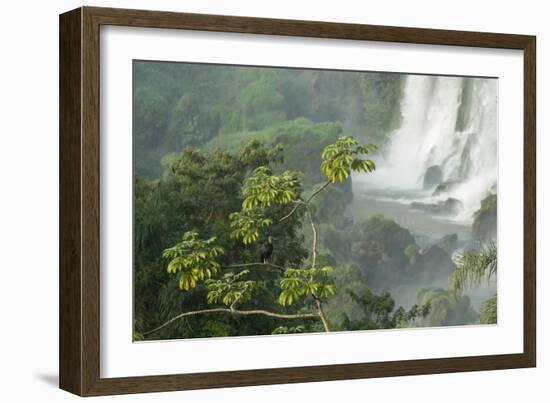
xmin=133 ymin=140 xmax=304 ymax=339
xmin=142 ymin=136 xmax=378 ymax=337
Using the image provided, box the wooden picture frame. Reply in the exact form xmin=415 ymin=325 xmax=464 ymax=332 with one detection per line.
xmin=59 ymin=6 xmax=536 ymax=396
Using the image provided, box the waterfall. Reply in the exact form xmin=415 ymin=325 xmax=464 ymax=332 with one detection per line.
xmin=356 ymin=74 xmax=498 ymax=224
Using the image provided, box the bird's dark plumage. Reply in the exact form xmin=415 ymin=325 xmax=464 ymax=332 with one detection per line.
xmin=260 ymin=236 xmax=273 ymax=263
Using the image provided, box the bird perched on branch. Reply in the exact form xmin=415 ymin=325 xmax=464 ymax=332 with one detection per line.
xmin=260 ymin=236 xmax=274 ymax=263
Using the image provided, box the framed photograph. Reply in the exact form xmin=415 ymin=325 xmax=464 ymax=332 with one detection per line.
xmin=59 ymin=6 xmax=536 ymax=396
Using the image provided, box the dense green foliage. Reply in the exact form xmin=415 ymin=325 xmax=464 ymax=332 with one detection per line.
xmin=133 ymin=62 xmax=404 ymax=178
xmin=415 ymin=288 xmax=478 ymax=326
xmin=350 ymin=215 xmax=416 ymax=267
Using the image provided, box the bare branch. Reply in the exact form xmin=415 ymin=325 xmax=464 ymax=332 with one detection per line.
xmin=230 ymin=309 xmax=319 ymax=319
xmin=305 ymin=180 xmax=331 ymax=204
xmin=143 ymin=307 xmax=320 ymax=337
xmin=277 ymin=200 xmax=304 ymax=223
xmin=314 ymin=298 xmax=330 ymax=332
xmin=278 ymin=180 xmax=331 ymax=223
xmin=223 ymin=262 xmax=285 ymax=272
xmin=143 ymin=308 xmax=229 ymax=336
xmin=304 ymin=205 xmax=318 ymax=269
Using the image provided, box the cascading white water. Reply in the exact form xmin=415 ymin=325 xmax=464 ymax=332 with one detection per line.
xmin=356 ymin=75 xmax=498 ymax=224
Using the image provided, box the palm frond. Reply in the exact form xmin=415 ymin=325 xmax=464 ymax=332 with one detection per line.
xmin=450 ymin=241 xmax=497 ymax=298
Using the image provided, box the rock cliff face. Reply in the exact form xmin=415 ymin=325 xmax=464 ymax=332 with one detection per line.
xmin=412 ymin=245 xmax=456 ymax=282
xmin=432 ymin=233 xmax=459 ymax=255
xmin=410 ymin=197 xmax=464 ymax=215
xmin=473 ymin=194 xmax=497 ymax=240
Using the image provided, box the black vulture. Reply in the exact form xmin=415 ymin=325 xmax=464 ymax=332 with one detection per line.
xmin=260 ymin=236 xmax=273 ymax=263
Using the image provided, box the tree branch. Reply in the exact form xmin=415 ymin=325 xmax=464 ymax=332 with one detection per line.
xmin=230 ymin=309 xmax=319 ymax=319
xmin=304 ymin=205 xmax=318 ymax=269
xmin=143 ymin=308 xmax=229 ymax=336
xmin=277 ymin=200 xmax=304 ymax=223
xmin=305 ymin=180 xmax=331 ymax=204
xmin=278 ymin=180 xmax=331 ymax=223
xmin=314 ymin=298 xmax=330 ymax=332
xmin=143 ymin=307 xmax=320 ymax=337
xmin=223 ymin=262 xmax=285 ymax=272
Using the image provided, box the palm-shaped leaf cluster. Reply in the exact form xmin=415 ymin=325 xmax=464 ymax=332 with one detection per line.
xmin=230 ymin=166 xmax=301 ymax=244
xmin=271 ymin=325 xmax=305 ymax=334
xmin=162 ymin=231 xmax=224 ymax=290
xmin=205 ymin=270 xmax=260 ymax=307
xmin=320 ymin=136 xmax=377 ymax=183
xmin=241 ymin=166 xmax=301 ymax=209
xmin=228 ymin=209 xmax=273 ymax=245
xmin=278 ymin=266 xmax=336 ymax=306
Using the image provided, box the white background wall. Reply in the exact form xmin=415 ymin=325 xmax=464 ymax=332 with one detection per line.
xmin=0 ymin=0 xmax=546 ymax=401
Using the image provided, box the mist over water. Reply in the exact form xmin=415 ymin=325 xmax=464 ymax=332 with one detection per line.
xmin=354 ymin=75 xmax=498 ymax=226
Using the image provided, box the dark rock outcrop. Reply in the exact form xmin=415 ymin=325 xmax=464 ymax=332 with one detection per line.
xmin=423 ymin=165 xmax=443 ymax=189
xmin=433 ymin=233 xmax=459 ymax=255
xmin=412 ymin=245 xmax=456 ymax=283
xmin=410 ymin=198 xmax=463 ymax=215
xmin=443 ymin=198 xmax=463 ymax=214
xmin=433 ymin=180 xmax=461 ymax=196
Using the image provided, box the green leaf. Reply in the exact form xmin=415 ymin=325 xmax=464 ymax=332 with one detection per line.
xmin=163 ymin=231 xmax=224 ymax=291
xmin=321 ymin=136 xmax=377 ymax=182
